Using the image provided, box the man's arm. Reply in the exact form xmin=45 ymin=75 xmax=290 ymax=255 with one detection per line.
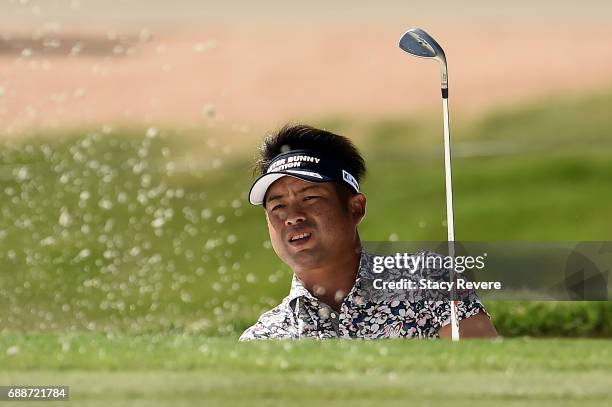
xmin=439 ymin=310 xmax=498 ymax=339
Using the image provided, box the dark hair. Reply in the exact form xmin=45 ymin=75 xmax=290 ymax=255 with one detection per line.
xmin=254 ymin=124 xmax=366 ymax=183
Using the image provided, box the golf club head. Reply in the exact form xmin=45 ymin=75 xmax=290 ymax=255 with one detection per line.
xmin=399 ymin=27 xmax=448 ymax=90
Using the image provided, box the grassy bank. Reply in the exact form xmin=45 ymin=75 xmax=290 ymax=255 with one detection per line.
xmin=1 ymin=334 xmax=611 ymax=406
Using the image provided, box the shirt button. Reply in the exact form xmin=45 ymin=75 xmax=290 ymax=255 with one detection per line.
xmin=331 ymin=312 xmax=337 ymax=318
xmin=318 ymin=307 xmax=331 ymax=319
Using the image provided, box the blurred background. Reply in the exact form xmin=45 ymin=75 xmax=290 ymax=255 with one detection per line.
xmin=1 ymin=0 xmax=612 ymax=338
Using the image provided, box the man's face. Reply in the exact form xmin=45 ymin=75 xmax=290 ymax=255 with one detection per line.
xmin=264 ymin=177 xmax=366 ymax=272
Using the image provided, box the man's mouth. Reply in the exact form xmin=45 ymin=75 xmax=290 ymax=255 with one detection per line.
xmin=288 ymin=232 xmax=312 ymax=246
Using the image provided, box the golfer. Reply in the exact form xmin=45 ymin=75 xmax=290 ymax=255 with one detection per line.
xmin=240 ymin=124 xmax=497 ymax=340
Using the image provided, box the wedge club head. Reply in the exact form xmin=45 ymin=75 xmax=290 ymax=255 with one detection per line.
xmin=399 ymin=27 xmax=448 ymax=91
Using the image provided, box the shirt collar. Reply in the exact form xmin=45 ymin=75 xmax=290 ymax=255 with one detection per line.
xmin=286 ymin=249 xmax=373 ymax=304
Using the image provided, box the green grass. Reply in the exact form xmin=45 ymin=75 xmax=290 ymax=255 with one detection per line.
xmin=1 ymin=334 xmax=611 ymax=406
xmin=1 ymin=89 xmax=612 ymax=336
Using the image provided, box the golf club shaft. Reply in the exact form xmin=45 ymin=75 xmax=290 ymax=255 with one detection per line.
xmin=443 ymin=96 xmax=460 ymax=342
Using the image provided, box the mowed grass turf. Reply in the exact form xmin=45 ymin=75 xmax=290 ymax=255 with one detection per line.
xmin=1 ymin=89 xmax=612 ymax=337
xmin=0 ymin=334 xmax=611 ymax=406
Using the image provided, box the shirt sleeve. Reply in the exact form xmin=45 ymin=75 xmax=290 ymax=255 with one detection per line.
xmin=429 ymin=297 xmax=491 ymax=332
xmin=238 ymin=305 xmax=295 ymax=341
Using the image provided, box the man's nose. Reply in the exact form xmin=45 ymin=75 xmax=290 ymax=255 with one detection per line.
xmin=284 ymin=208 xmax=306 ymax=226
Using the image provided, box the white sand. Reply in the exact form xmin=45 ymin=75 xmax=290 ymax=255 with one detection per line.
xmin=0 ymin=2 xmax=611 ymax=133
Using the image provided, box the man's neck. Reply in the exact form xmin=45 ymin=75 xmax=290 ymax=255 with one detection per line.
xmin=294 ymin=245 xmax=362 ymax=312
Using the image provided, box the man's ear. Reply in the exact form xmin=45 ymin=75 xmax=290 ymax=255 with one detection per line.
xmin=349 ymin=193 xmax=367 ymax=225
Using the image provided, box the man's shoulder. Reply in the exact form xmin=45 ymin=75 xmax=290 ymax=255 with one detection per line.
xmin=238 ymin=299 xmax=296 ymax=341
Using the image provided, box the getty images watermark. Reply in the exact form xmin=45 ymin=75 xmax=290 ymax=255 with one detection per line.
xmin=361 ymin=241 xmax=612 ymax=301
xmin=371 ymin=251 xmax=501 ymax=292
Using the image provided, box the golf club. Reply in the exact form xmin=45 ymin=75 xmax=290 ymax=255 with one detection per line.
xmin=398 ymin=27 xmax=460 ymax=341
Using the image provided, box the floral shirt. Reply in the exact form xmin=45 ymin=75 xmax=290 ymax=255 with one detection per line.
xmin=239 ymin=250 xmax=489 ymax=340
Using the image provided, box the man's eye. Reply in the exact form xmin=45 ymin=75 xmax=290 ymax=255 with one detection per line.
xmin=271 ymin=204 xmax=285 ymax=211
xmin=304 ymin=196 xmax=319 ymax=201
